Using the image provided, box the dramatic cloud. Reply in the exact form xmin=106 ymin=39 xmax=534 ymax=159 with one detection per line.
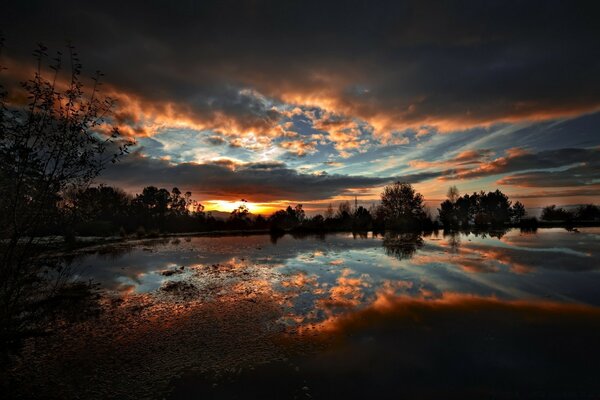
xmin=442 ymin=148 xmax=600 ymax=181
xmin=99 ymin=152 xmax=440 ymax=202
xmin=497 ymin=164 xmax=600 ymax=188
xmin=409 ymin=149 xmax=494 ymax=170
xmin=2 ymin=1 xmax=600 ymax=206
xmin=3 ymin=1 xmax=600 ymax=138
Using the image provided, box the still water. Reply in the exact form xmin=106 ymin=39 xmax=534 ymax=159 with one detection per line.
xmin=10 ymin=228 xmax=600 ymax=399
xmin=75 ymin=228 xmax=600 ymax=308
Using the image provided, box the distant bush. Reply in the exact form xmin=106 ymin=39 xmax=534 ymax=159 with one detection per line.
xmin=574 ymin=204 xmax=600 ymax=221
xmin=541 ymin=205 xmax=573 ymax=222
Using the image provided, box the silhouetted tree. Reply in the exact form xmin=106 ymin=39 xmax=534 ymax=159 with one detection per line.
xmin=170 ymin=187 xmax=192 ymax=216
xmin=325 ymin=203 xmax=334 ymax=220
xmin=511 ymin=201 xmax=526 ymax=223
xmin=229 ymin=201 xmax=251 ymax=229
xmin=447 ymin=185 xmax=459 ymax=203
xmin=311 ymin=214 xmax=325 ymax=226
xmin=438 ymin=186 xmax=462 ymax=227
xmin=380 ymin=182 xmax=426 ymax=229
xmin=438 ymin=199 xmax=457 ymax=227
xmin=285 ymin=205 xmax=298 ymax=222
xmin=455 ymin=194 xmax=474 ymax=226
xmin=574 ymin=204 xmax=600 ymax=221
xmin=474 ymin=190 xmax=512 ymax=226
xmin=268 ymin=209 xmax=289 ymax=231
xmin=294 ymin=204 xmax=306 ymax=222
xmin=439 ymin=189 xmax=514 ymax=228
xmin=541 ymin=205 xmax=573 ymax=222
xmin=67 ymin=185 xmax=130 ymax=235
xmin=269 ymin=204 xmax=305 ymax=231
xmin=336 ymin=201 xmax=352 ymax=219
xmin=352 ymin=206 xmax=372 ymax=230
xmin=253 ymin=214 xmax=268 ymax=229
xmin=69 ymin=185 xmax=130 ymax=221
xmin=0 ymin=41 xmax=130 ymax=351
xmin=130 ymin=186 xmax=171 ymax=229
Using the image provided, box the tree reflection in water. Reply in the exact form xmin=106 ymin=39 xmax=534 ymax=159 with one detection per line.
xmin=381 ymin=232 xmax=424 ymax=260
xmin=1 ymin=256 xmax=102 ymax=361
xmin=444 ymin=231 xmax=461 ymax=254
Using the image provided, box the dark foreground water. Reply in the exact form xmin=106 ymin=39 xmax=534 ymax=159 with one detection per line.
xmin=6 ymin=228 xmax=600 ymax=399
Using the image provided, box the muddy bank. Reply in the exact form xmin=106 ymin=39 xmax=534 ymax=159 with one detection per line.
xmin=3 ymin=261 xmax=318 ymax=399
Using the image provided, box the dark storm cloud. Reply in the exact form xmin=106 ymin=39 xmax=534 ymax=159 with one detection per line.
xmin=2 ymin=0 xmax=599 ymax=133
xmin=99 ymin=152 xmax=439 ymax=202
xmin=445 ymin=148 xmax=600 ymax=181
xmin=497 ymin=163 xmax=600 ymax=187
xmin=3 ymin=0 xmax=600 ymax=203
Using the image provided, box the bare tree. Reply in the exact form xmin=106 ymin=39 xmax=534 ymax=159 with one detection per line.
xmin=336 ymin=201 xmax=352 ymax=219
xmin=447 ymin=185 xmax=459 ymax=203
xmin=325 ymin=203 xmax=334 ymax=219
xmin=0 ymin=39 xmax=131 ymax=350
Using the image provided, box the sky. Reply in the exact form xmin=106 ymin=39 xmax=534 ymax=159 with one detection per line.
xmin=1 ymin=0 xmax=599 ymax=214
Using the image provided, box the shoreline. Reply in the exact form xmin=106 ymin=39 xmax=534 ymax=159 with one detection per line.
xmin=30 ymin=222 xmax=598 ymax=254
xmin=8 ymin=221 xmax=599 ymax=256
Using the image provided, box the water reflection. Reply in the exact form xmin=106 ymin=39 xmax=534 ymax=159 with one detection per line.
xmin=171 ymin=294 xmax=600 ymax=399
xmin=382 ymin=232 xmax=423 ymax=260
xmin=66 ymin=228 xmax=600 ymax=309
xmin=8 ymin=228 xmax=600 ymax=399
xmin=55 ymin=227 xmax=600 ymax=337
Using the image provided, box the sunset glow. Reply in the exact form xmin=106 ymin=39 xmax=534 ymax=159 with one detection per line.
xmin=0 ymin=2 xmax=597 ymax=214
xmin=204 ymin=200 xmax=275 ymax=215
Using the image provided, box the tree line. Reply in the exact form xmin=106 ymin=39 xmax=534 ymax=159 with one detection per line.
xmin=56 ymin=182 xmax=600 ymax=238
xmin=539 ymin=204 xmax=600 ymax=223
xmin=438 ymin=185 xmax=599 ymax=228
xmin=58 ymin=182 xmax=433 ymax=237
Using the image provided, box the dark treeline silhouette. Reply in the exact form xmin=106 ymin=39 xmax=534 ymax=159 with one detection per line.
xmin=63 ymin=184 xmax=373 ymax=236
xmin=52 ymin=181 xmax=600 ymax=238
xmin=438 ymin=185 xmax=599 ymax=230
xmin=58 ymin=182 xmax=439 ymax=237
xmin=438 ymin=186 xmax=525 ymax=228
xmin=540 ymin=204 xmax=600 ymax=223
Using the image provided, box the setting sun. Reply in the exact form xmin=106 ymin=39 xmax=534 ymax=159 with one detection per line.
xmin=205 ymin=200 xmax=274 ymax=215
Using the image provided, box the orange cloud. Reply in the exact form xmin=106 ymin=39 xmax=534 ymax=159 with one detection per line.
xmin=409 ymin=149 xmax=493 ymax=170
xmin=279 ymin=139 xmax=317 ymax=156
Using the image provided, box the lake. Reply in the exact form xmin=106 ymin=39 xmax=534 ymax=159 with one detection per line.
xmin=8 ymin=228 xmax=600 ymax=399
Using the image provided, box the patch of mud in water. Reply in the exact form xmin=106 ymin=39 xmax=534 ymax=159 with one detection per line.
xmin=5 ymin=262 xmax=323 ymax=399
